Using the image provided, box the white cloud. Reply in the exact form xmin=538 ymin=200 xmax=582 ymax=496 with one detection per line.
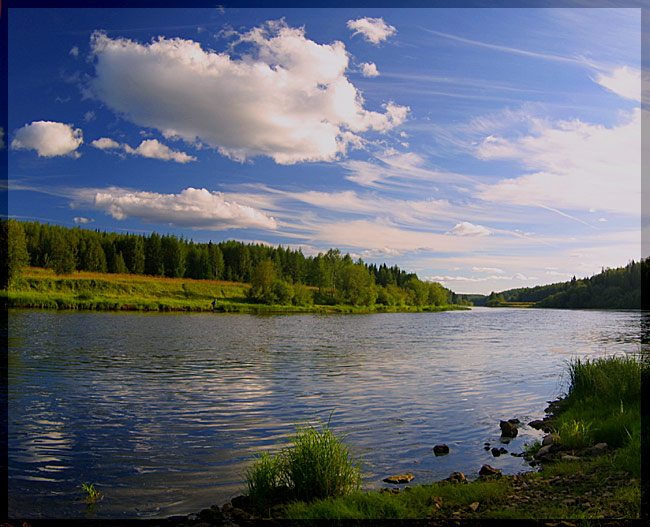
xmin=477 ymin=109 xmax=640 ymax=215
xmin=341 ymin=151 xmax=471 ymax=189
xmin=73 ymin=217 xmax=93 ymax=224
xmin=360 ymin=62 xmax=379 ymax=77
xmin=70 ymin=46 xmax=79 ymax=57
xmin=91 ymin=137 xmax=196 ymax=163
xmin=87 ymin=22 xmax=407 ymax=165
xmin=92 ymin=137 xmax=121 ymax=150
xmin=347 ymin=17 xmax=396 ymax=44
xmin=75 ymin=186 xmax=277 ymax=230
xmin=126 ymin=139 xmax=197 ymax=163
xmin=11 ymin=121 xmax=83 ymax=158
xmin=360 ymin=247 xmax=402 ymax=258
xmin=592 ymin=65 xmax=641 ymax=102
xmin=448 ymin=221 xmax=491 ymax=237
xmin=472 ymin=266 xmax=504 ymax=274
xmin=84 ymin=111 xmax=96 ymax=122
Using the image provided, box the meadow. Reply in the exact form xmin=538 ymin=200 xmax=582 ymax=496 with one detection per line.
xmin=1 ymin=267 xmax=466 ymax=314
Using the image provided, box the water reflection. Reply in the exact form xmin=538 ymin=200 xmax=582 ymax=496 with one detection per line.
xmin=8 ymin=308 xmax=643 ymax=518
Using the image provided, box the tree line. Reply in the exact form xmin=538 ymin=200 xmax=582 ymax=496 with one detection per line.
xmin=471 ymin=259 xmax=647 ymax=310
xmin=1 ymin=219 xmax=464 ymax=308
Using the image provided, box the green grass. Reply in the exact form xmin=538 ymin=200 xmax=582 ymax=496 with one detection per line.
xmin=550 ymin=355 xmax=643 ymax=475
xmin=245 ymin=416 xmax=362 ymax=513
xmin=281 ymin=477 xmax=513 ymax=520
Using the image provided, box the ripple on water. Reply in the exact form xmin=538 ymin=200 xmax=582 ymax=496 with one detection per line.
xmin=7 ymin=308 xmax=644 ymax=518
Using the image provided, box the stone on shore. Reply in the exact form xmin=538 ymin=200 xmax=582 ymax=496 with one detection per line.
xmin=542 ymin=433 xmax=557 ymax=446
xmin=383 ymin=473 xmax=415 ymax=484
xmin=500 ymin=420 xmax=518 ymax=437
xmin=585 ymin=443 xmax=608 ymax=457
xmin=528 ymin=419 xmax=546 ymax=430
xmin=479 ymin=464 xmax=501 ymax=477
xmin=433 ymin=444 xmax=450 ymax=456
xmin=445 ymin=472 xmax=467 ymax=484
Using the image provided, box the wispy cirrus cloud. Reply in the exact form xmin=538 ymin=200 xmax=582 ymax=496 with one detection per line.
xmin=476 ymin=108 xmax=640 ymax=215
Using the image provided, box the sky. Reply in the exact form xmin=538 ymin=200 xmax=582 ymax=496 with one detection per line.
xmin=4 ymin=7 xmax=643 ymax=294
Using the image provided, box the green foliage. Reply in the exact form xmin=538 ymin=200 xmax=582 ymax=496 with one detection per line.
xmin=484 ymin=260 xmax=644 ymax=309
xmin=80 ymin=482 xmax=103 ymax=503
xmin=7 ymin=219 xmax=461 ymax=309
xmin=1 ymin=219 xmax=30 ymax=287
xmin=245 ymin=417 xmax=362 ymax=511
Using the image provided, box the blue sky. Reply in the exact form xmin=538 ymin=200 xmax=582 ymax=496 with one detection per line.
xmin=5 ymin=8 xmax=642 ymax=294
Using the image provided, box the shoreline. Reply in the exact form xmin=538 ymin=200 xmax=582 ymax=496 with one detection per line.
xmin=158 ymin=395 xmax=641 ymax=525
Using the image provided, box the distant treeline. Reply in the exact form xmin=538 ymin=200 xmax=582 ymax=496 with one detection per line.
xmin=465 ymin=259 xmax=647 ymax=310
xmin=1 ymin=219 xmax=466 ymax=307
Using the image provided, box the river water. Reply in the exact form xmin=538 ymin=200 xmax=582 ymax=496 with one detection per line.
xmin=6 ymin=307 xmax=644 ymax=518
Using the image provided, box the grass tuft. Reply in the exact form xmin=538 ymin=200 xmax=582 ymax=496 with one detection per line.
xmin=244 ymin=415 xmax=361 ymax=512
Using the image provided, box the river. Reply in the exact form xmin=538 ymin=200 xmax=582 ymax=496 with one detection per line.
xmin=6 ymin=307 xmax=644 ymax=518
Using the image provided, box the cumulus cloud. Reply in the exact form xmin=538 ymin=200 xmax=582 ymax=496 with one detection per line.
xmin=91 ymin=137 xmax=196 ymax=163
xmin=347 ymin=17 xmax=396 ymax=44
xmin=11 ymin=121 xmax=83 ymax=158
xmin=476 ymin=109 xmax=640 ymax=215
xmin=592 ymin=65 xmax=641 ymax=102
xmin=73 ymin=217 xmax=93 ymax=224
xmin=448 ymin=221 xmax=491 ymax=236
xmin=360 ymin=62 xmax=379 ymax=77
xmin=75 ymin=186 xmax=277 ymax=230
xmin=86 ymin=21 xmax=408 ymax=165
xmin=92 ymin=137 xmax=121 ymax=150
xmin=126 ymin=139 xmax=196 ymax=163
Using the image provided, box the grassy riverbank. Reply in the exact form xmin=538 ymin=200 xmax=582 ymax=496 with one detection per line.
xmin=218 ymin=355 xmax=644 ymax=522
xmin=0 ymin=267 xmax=468 ymax=314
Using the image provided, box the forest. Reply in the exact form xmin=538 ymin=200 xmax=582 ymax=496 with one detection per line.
xmin=468 ymin=259 xmax=647 ymax=310
xmin=0 ymin=219 xmax=465 ymax=308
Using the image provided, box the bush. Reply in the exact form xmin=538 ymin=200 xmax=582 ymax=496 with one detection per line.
xmin=245 ymin=416 xmax=361 ymax=511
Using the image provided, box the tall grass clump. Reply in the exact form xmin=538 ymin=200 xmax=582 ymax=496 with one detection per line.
xmin=284 ymin=420 xmax=362 ymax=502
xmin=554 ymin=355 xmax=644 ymax=469
xmin=244 ymin=416 xmax=361 ymax=512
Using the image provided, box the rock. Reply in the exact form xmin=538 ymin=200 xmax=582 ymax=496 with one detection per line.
xmin=433 ymin=444 xmax=450 ymax=456
xmin=491 ymin=447 xmax=502 ymax=457
xmin=528 ymin=419 xmax=546 ymax=430
xmin=427 ymin=496 xmax=443 ymax=508
xmin=469 ymin=501 xmax=480 ymax=511
xmin=479 ymin=464 xmax=501 ymax=477
xmin=221 ymin=503 xmax=233 ymax=513
xmin=229 ymin=507 xmax=252 ymax=522
xmin=561 ymin=454 xmax=581 ymax=461
xmin=535 ymin=444 xmax=554 ymax=458
xmin=500 ymin=420 xmax=518 ymax=437
xmin=230 ymin=494 xmax=250 ymax=510
xmin=542 ymin=433 xmax=557 ymax=446
xmin=383 ymin=473 xmax=415 ymax=484
xmin=197 ymin=506 xmax=223 ymax=522
xmin=508 ymin=418 xmax=520 ymax=424
xmin=445 ymin=472 xmax=466 ymax=484
xmin=585 ymin=442 xmax=608 ymax=457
